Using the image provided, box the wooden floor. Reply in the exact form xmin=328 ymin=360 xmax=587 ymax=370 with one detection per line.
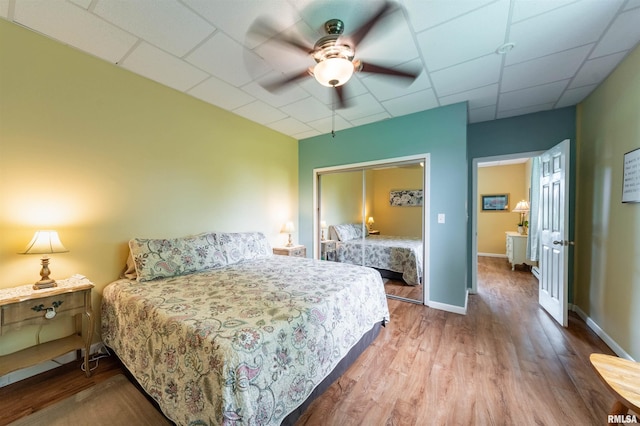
xmin=0 ymin=257 xmax=620 ymax=425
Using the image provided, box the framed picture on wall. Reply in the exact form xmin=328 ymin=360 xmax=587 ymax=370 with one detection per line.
xmin=481 ymin=194 xmax=509 ymax=211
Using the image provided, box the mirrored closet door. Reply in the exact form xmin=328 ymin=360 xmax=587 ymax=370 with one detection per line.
xmin=315 ymin=156 xmax=427 ymax=304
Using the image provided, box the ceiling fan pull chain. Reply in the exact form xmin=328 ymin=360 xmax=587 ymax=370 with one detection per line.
xmin=331 ymin=85 xmax=336 ymax=138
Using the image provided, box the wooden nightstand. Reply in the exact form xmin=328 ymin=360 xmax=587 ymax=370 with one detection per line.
xmin=368 ymin=230 xmax=380 ymax=235
xmin=320 ymin=240 xmax=337 ymax=261
xmin=0 ymin=274 xmax=94 ymax=378
xmin=273 ymin=245 xmax=306 ymax=258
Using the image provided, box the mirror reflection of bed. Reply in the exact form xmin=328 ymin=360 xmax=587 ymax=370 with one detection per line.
xmin=317 ymin=157 xmax=426 ymax=304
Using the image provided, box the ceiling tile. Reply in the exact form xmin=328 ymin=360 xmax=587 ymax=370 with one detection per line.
xmin=267 ymin=116 xmax=313 ymax=135
xmin=498 ymin=80 xmax=569 ymax=111
xmin=501 ymin=45 xmax=592 ymax=92
xmin=233 ymin=100 xmax=288 ymax=125
xmin=350 ymin=111 xmax=391 ymax=127
xmin=354 ymin=8 xmax=420 ymax=65
xmin=382 ymin=89 xmax=439 ymax=117
xmin=307 ymin=114 xmax=353 ymax=133
xmin=556 ymin=84 xmax=598 ymax=108
xmin=590 ymin=7 xmax=640 ymax=58
xmin=511 ymin=0 xmax=575 ymax=23
xmin=439 ymin=84 xmax=499 ymax=110
xmin=279 ymin=97 xmax=332 ymax=122
xmin=93 ymin=0 xmax=214 ymax=57
xmin=360 ymin=59 xmax=430 ymax=102
xmin=430 ymin=54 xmax=502 ymax=97
xmin=468 ymin=104 xmax=497 ymax=123
xmin=292 ymin=129 xmax=322 ymax=140
xmin=497 ymin=102 xmax=556 ymax=119
xmin=569 ymin=51 xmax=628 ymax=89
xmin=506 ymin=0 xmax=624 ymax=65
xmin=13 ymin=0 xmax=137 ymax=63
xmin=417 ymin=0 xmax=509 ymax=71
xmin=189 ymin=76 xmax=256 ymax=111
xmin=183 ymin=0 xmax=299 ymax=47
xmin=241 ymin=75 xmax=311 ymax=108
xmin=186 ymin=32 xmax=271 ymax=87
xmin=251 ymin=20 xmax=316 ymax=75
xmin=121 ymin=42 xmax=209 ymax=92
xmin=336 ymin=93 xmax=386 ymax=121
xmin=404 ymin=0 xmax=495 ymax=32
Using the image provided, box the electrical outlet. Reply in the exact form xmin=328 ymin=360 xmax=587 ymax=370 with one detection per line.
xmin=438 ymin=214 xmax=445 ymax=224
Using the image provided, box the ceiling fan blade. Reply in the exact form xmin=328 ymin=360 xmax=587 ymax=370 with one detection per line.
xmin=262 ymin=69 xmax=311 ymax=92
xmin=250 ymin=18 xmax=313 ymax=55
xmin=348 ymin=1 xmax=396 ymax=47
xmin=359 ymin=61 xmax=419 ymax=81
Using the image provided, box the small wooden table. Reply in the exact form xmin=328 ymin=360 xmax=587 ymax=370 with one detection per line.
xmin=0 ymin=274 xmax=94 ymax=378
xmin=590 ymin=353 xmax=640 ymax=421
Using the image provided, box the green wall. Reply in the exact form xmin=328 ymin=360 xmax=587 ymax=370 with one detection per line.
xmin=299 ymin=103 xmax=468 ymax=308
xmin=575 ymin=44 xmax=640 ymax=360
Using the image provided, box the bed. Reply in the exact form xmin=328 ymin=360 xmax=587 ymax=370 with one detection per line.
xmin=101 ymin=231 xmax=389 ymax=426
xmin=329 ymin=224 xmax=423 ymax=285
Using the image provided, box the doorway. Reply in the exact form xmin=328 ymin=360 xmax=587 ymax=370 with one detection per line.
xmin=471 ymin=151 xmax=543 ymax=294
xmin=313 ymin=154 xmax=430 ymax=304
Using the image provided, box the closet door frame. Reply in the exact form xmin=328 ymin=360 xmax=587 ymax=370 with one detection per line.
xmin=312 ymin=153 xmax=430 ymax=305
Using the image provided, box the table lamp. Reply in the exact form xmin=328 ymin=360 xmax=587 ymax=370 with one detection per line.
xmin=320 ymin=221 xmax=327 ymax=241
xmin=367 ymin=216 xmax=375 ymax=231
xmin=282 ymin=221 xmax=295 ymax=247
xmin=20 ymin=230 xmax=69 ymax=290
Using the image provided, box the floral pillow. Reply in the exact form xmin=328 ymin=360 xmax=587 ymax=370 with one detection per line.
xmin=217 ymin=232 xmax=272 ymax=265
xmin=129 ymin=232 xmax=226 ymax=282
xmin=331 ymin=223 xmax=369 ymax=241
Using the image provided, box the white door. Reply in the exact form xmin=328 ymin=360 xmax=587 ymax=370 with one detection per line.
xmin=538 ymin=139 xmax=571 ymax=326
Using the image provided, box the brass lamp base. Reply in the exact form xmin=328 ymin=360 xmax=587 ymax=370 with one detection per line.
xmin=33 ymin=256 xmax=58 ymax=290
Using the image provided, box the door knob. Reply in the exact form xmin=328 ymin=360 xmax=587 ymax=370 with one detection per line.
xmin=553 ymin=240 xmax=575 ymax=246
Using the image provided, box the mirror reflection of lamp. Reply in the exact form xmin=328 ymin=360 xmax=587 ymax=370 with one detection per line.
xmin=367 ymin=216 xmax=375 ymax=231
xmin=281 ymin=221 xmax=295 ymax=247
xmin=20 ymin=230 xmax=69 ymax=290
xmin=320 ymin=221 xmax=328 ymax=241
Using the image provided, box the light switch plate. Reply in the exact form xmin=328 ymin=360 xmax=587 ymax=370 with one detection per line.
xmin=438 ymin=214 xmax=445 ymax=224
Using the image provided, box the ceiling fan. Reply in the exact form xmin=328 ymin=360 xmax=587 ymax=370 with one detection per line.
xmin=252 ymin=1 xmax=420 ymax=110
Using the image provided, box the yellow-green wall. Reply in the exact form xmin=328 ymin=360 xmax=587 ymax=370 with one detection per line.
xmin=575 ymin=44 xmax=640 ymax=360
xmin=0 ymin=20 xmax=297 ymax=354
xmin=477 ymin=164 xmax=528 ymax=254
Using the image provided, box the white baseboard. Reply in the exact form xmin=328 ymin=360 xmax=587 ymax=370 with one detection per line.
xmin=0 ymin=342 xmax=104 ymax=388
xmin=478 ymin=253 xmax=507 ymax=258
xmin=428 ymin=289 xmax=468 ymax=315
xmin=571 ymin=305 xmax=635 ymax=361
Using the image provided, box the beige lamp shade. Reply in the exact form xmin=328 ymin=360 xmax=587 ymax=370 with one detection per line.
xmin=512 ymin=200 xmax=530 ymax=213
xmin=21 ymin=230 xmax=69 ymax=254
xmin=21 ymin=230 xmax=69 ymax=290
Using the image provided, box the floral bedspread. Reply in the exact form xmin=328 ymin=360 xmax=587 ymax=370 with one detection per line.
xmin=336 ymin=235 xmax=423 ymax=285
xmin=101 ymin=255 xmax=389 ymax=426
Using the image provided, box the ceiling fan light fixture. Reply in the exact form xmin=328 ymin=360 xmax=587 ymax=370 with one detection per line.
xmin=313 ymin=57 xmax=354 ymax=87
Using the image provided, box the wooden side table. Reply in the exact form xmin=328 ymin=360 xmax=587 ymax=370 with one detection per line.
xmin=590 ymin=353 xmax=640 ymax=421
xmin=368 ymin=230 xmax=380 ymax=235
xmin=0 ymin=274 xmax=94 ymax=378
xmin=273 ymin=245 xmax=306 ymax=258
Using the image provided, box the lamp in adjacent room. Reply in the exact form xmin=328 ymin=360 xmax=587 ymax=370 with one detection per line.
xmin=20 ymin=230 xmax=69 ymax=290
xmin=367 ymin=216 xmax=375 ymax=231
xmin=512 ymin=200 xmax=530 ymax=235
xmin=320 ymin=221 xmax=328 ymax=241
xmin=281 ymin=221 xmax=295 ymax=247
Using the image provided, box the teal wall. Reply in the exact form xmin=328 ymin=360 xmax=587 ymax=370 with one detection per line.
xmin=466 ymin=107 xmax=577 ymax=297
xmin=299 ymin=103 xmax=468 ymax=308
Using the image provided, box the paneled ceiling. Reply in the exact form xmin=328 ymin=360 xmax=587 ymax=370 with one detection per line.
xmin=2 ymin=0 xmax=639 ymax=139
